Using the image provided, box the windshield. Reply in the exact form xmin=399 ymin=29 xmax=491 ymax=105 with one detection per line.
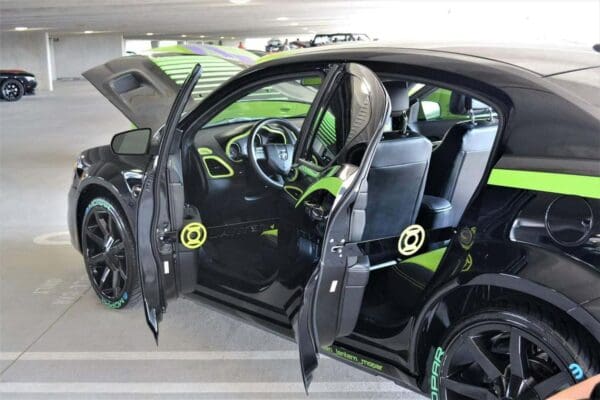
xmin=206 ymin=79 xmax=320 ymax=127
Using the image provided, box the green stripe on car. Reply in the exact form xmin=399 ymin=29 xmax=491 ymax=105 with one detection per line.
xmin=488 ymin=169 xmax=600 ymax=199
xmin=295 ymin=176 xmax=343 ymax=207
xmin=400 ymin=247 xmax=447 ymax=272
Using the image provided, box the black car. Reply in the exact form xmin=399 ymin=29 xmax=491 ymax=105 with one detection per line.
xmin=0 ymin=69 xmax=37 ymax=101
xmin=68 ymin=44 xmax=600 ymax=400
xmin=310 ymin=33 xmax=370 ymax=46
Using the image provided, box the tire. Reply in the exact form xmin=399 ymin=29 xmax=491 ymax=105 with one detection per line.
xmin=1 ymin=79 xmax=24 ymax=101
xmin=428 ymin=301 xmax=599 ymax=400
xmin=81 ymin=197 xmax=141 ymax=309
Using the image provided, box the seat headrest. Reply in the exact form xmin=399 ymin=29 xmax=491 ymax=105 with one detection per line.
xmin=384 ymin=81 xmax=409 ymax=115
xmin=449 ymin=92 xmax=472 ymax=115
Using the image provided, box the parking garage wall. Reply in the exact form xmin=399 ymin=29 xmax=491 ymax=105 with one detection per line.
xmin=52 ymin=33 xmax=124 ymax=79
xmin=0 ymin=31 xmax=53 ymax=91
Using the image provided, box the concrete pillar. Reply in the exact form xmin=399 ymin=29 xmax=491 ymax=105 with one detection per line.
xmin=0 ymin=31 xmax=53 ymax=91
xmin=51 ymin=33 xmax=124 ymax=79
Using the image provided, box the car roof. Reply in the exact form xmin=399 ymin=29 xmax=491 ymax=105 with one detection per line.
xmin=258 ymin=42 xmax=600 ymax=76
xmin=424 ymin=45 xmax=600 ymax=76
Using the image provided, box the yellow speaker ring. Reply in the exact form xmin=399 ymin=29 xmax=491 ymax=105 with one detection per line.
xmin=180 ymin=222 xmax=207 ymax=249
xmin=398 ymin=224 xmax=426 ymax=256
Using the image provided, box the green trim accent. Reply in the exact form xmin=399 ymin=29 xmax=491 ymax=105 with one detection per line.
xmin=202 ymin=155 xmax=234 ymax=179
xmin=400 ymin=247 xmax=447 ymax=272
xmin=488 ymin=169 xmax=600 ymax=199
xmin=322 ymin=345 xmax=384 ymax=372
xmin=298 ymin=164 xmax=320 ymax=178
xmin=197 ymin=147 xmax=213 ymax=155
xmin=260 ymin=228 xmax=278 ymax=237
xmin=324 ymin=165 xmax=341 ymax=177
xmin=261 ymin=125 xmax=288 ymax=143
xmin=284 ymin=185 xmax=304 ymax=200
xmin=288 ymin=168 xmax=299 ymax=182
xmin=295 ymin=176 xmax=343 ymax=207
xmin=225 ymin=130 xmax=250 ymax=163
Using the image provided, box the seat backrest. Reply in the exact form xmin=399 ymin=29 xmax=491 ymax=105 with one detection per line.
xmin=426 ymin=120 xmax=496 ymax=226
xmin=359 ymin=132 xmax=432 ymax=241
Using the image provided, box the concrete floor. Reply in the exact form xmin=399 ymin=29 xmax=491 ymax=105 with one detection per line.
xmin=0 ymin=81 xmax=425 ymax=399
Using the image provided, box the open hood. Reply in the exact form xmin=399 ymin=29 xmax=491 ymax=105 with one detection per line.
xmin=83 ymin=55 xmax=180 ymax=133
xmin=84 ymin=47 xmax=253 ymax=132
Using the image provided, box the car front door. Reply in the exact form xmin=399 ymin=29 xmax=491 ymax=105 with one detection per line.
xmin=293 ymin=63 xmax=391 ymax=390
xmin=136 ymin=64 xmax=203 ymax=340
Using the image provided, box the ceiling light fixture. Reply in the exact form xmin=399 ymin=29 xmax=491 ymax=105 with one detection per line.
xmin=229 ymin=0 xmax=250 ymax=4
xmin=181 ymin=34 xmax=187 ymax=37
xmin=276 ymin=17 xmax=289 ymax=21
xmin=302 ymin=27 xmax=309 ymax=30
xmin=220 ymin=36 xmax=225 ymax=39
xmin=289 ymin=22 xmax=299 ymax=26
xmin=14 ymin=27 xmax=28 ymax=31
xmin=84 ymin=30 xmax=94 ymax=34
xmin=146 ymin=32 xmax=154 ymax=36
xmin=200 ymin=35 xmax=206 ymax=38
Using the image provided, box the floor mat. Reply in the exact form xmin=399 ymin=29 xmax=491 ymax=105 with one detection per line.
xmin=199 ymin=234 xmax=278 ymax=291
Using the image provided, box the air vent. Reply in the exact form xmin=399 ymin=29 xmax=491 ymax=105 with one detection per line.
xmin=202 ymin=156 xmax=233 ymax=179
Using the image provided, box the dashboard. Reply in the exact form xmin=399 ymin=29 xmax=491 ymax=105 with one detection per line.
xmin=194 ymin=118 xmax=304 ymax=167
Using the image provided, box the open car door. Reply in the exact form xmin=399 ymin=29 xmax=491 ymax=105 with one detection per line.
xmin=294 ymin=63 xmax=391 ymax=390
xmin=135 ymin=64 xmax=202 ymax=341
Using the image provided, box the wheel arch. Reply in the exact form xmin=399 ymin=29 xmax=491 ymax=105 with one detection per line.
xmin=410 ymin=274 xmax=600 ymax=387
xmin=75 ymin=181 xmax=134 ymax=251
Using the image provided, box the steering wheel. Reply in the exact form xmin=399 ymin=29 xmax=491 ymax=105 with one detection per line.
xmin=247 ymin=118 xmax=299 ymax=189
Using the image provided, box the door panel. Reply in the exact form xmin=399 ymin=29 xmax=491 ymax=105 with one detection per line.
xmin=136 ymin=64 xmax=202 ymax=341
xmin=294 ymin=63 xmax=391 ymax=390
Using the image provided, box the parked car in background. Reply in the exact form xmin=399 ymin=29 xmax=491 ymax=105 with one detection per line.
xmin=265 ymin=38 xmax=284 ymax=52
xmin=310 ymin=33 xmax=370 ymax=46
xmin=0 ymin=69 xmax=37 ymax=101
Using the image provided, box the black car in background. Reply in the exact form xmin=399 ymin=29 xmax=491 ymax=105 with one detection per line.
xmin=310 ymin=33 xmax=370 ymax=46
xmin=0 ymin=70 xmax=37 ymax=101
xmin=69 ymin=44 xmax=600 ymax=399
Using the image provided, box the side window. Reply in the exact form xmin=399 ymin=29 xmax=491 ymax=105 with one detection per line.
xmin=304 ymin=71 xmax=374 ymax=168
xmin=418 ymin=88 xmax=467 ymax=121
xmin=304 ymin=84 xmax=345 ymax=166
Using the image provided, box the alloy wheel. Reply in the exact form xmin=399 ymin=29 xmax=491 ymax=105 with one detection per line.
xmin=82 ymin=206 xmax=129 ymax=301
xmin=441 ymin=322 xmax=574 ymax=400
xmin=2 ymin=81 xmax=21 ymax=100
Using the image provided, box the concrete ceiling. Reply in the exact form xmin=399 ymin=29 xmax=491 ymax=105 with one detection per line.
xmin=0 ymin=0 xmax=404 ymax=38
xmin=1 ymin=0 xmax=598 ymax=45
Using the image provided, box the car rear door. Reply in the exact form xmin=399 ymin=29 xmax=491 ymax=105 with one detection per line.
xmin=135 ymin=64 xmax=202 ymax=341
xmin=294 ymin=63 xmax=391 ymax=390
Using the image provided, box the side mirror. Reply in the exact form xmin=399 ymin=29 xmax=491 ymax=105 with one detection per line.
xmin=421 ymin=101 xmax=441 ymax=120
xmin=110 ymin=128 xmax=151 ymax=155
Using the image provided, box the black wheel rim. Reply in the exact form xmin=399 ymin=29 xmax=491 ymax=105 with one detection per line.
xmin=441 ymin=322 xmax=574 ymax=400
xmin=82 ymin=206 xmax=128 ymax=301
xmin=2 ymin=82 xmax=20 ymax=99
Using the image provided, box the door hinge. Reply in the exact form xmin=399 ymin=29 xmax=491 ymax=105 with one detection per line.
xmin=328 ymin=239 xmax=362 ymax=258
xmin=158 ymin=227 xmax=178 ymax=244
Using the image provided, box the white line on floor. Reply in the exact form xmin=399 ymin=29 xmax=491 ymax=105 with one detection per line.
xmin=0 ymin=382 xmax=406 ymax=394
xmin=0 ymin=352 xmax=20 ymax=360
xmin=0 ymin=350 xmax=300 ymax=361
